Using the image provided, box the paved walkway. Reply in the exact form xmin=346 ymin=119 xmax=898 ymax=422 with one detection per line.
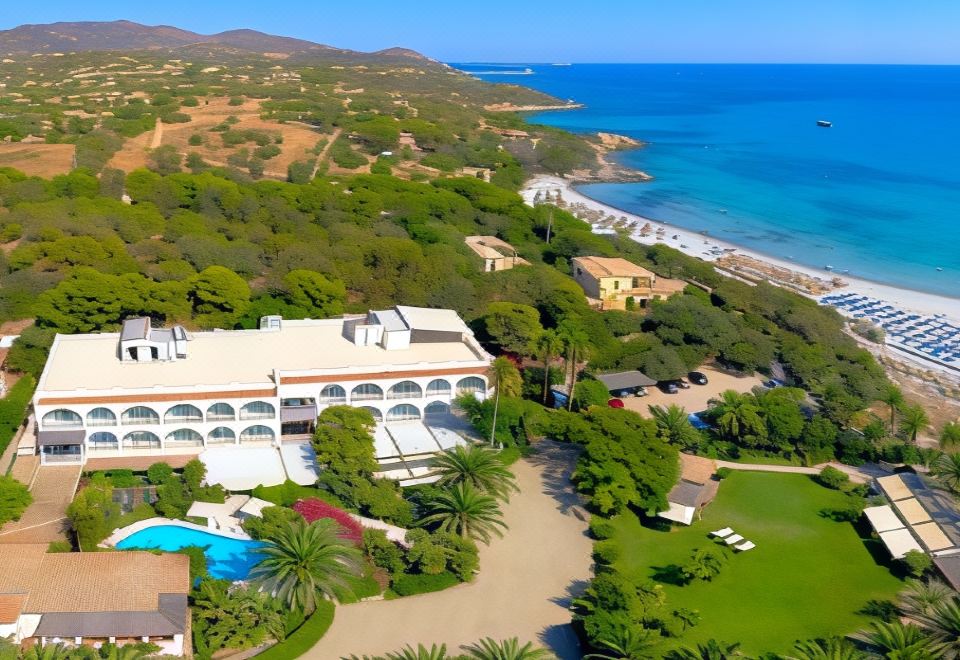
xmin=713 ymin=457 xmax=870 ymax=484
xmin=0 ymin=464 xmax=81 ymax=544
xmin=305 ymin=441 xmax=593 ymax=659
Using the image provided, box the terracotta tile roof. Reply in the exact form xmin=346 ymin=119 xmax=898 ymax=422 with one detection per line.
xmin=0 ymin=544 xmax=47 ymax=594
xmin=680 ymin=454 xmax=716 ymax=485
xmin=25 ymin=551 xmax=189 ymax=614
xmin=573 ymin=256 xmax=654 ymax=279
xmin=464 ymin=235 xmax=518 ymax=259
xmin=0 ymin=594 xmax=26 ymax=624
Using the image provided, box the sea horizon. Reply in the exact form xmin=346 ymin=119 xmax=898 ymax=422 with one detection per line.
xmin=458 ymin=63 xmax=960 ymax=299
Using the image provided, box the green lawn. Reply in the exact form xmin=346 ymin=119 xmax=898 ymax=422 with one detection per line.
xmin=611 ymin=472 xmax=904 ymax=655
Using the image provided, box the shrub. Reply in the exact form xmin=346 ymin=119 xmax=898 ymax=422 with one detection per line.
xmin=228 ymin=97 xmax=245 ymax=106
xmin=816 ymin=466 xmax=850 ymax=490
xmin=902 ymin=550 xmax=933 ymax=578
xmin=589 ymin=518 xmax=616 ymax=540
xmin=0 ymin=376 xmax=35 ymax=455
xmin=593 ymin=539 xmax=621 ymax=565
xmin=243 ymin=506 xmax=301 ymax=541
xmin=90 ymin=469 xmax=139 ymax=488
xmin=146 ymin=462 xmax=174 ymax=485
xmin=253 ymin=601 xmax=335 ymax=660
xmin=715 ymin=467 xmax=733 ymax=480
xmin=390 ymin=571 xmax=458 ymax=597
xmin=188 ymin=133 xmax=203 ymax=146
xmin=176 ymin=545 xmax=209 ymax=581
xmin=363 ymin=528 xmax=405 ymax=574
xmin=254 ymin=480 xmax=343 ymax=507
xmin=0 ymin=476 xmax=31 ymax=526
xmin=291 ymin=498 xmax=364 ymax=545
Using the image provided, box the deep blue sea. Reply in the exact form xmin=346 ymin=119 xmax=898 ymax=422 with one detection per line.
xmin=457 ymin=64 xmax=960 ymax=298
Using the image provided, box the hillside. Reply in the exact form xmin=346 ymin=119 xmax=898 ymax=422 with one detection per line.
xmin=0 ymin=20 xmax=424 ymax=61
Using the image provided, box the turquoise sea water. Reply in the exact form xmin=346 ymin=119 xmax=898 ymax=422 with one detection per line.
xmin=116 ymin=525 xmax=265 ymax=581
xmin=458 ymin=64 xmax=960 ymax=298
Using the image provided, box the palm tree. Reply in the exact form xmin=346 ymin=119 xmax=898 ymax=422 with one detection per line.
xmin=915 ymin=596 xmax=960 ymax=652
xmin=488 ymin=356 xmax=522 ymax=446
xmin=856 ymin=621 xmax=946 ymax=658
xmin=583 ymin=625 xmax=662 ymax=659
xmin=20 ymin=645 xmax=74 ymax=660
xmin=430 ymin=444 xmax=518 ymax=501
xmin=419 ymin=482 xmax=507 ymax=544
xmin=941 ymin=422 xmax=960 ymax=451
xmin=899 ymin=579 xmax=955 ymax=618
xmin=680 ymin=547 xmax=727 ymax=583
xmin=931 ymin=452 xmax=960 ymax=494
xmin=649 ymin=404 xmax=695 ymax=446
xmin=251 ymin=518 xmax=363 ymax=614
xmin=536 ymin=329 xmax=564 ymax=403
xmin=668 ymin=639 xmax=742 ymax=660
xmin=100 ymin=644 xmax=163 ymax=660
xmin=787 ymin=637 xmax=866 ymax=660
xmin=344 ymin=644 xmax=451 ymax=660
xmin=880 ymin=383 xmax=905 ymax=429
xmin=462 ymin=637 xmax=555 ymax=659
xmin=708 ymin=390 xmax=765 ymax=443
xmin=900 ymin=404 xmax=931 ymax=443
xmin=560 ymin=324 xmax=590 ymax=412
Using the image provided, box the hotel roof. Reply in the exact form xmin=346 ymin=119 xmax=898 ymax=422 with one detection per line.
xmin=913 ymin=521 xmax=953 ymax=552
xmin=38 ymin=311 xmax=486 ymax=394
xmin=573 ymin=256 xmax=654 ymax=279
xmin=464 ymin=235 xmax=519 ymax=260
xmin=863 ymin=505 xmax=905 ymax=533
xmin=893 ymin=497 xmax=932 ymax=525
xmin=877 ymin=474 xmax=912 ymax=501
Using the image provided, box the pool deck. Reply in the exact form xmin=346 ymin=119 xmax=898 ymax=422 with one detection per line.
xmin=101 ymin=516 xmax=252 ymax=548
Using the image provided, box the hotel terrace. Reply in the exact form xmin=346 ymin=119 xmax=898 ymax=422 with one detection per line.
xmin=31 ymin=306 xmax=492 ymax=474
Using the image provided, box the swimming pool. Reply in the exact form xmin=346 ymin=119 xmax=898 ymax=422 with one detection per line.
xmin=115 ymin=525 xmax=267 ymax=581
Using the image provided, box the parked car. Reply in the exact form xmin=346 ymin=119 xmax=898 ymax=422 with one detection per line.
xmin=659 ymin=381 xmax=679 ymax=394
xmin=607 ymin=398 xmax=625 ymax=409
xmin=676 ymin=379 xmax=691 ymax=389
xmin=764 ymin=378 xmax=785 ymax=389
xmin=688 ymin=371 xmax=709 ymax=385
xmin=636 ymin=386 xmax=649 ymax=397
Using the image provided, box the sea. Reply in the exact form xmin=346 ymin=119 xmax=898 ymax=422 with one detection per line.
xmin=456 ymin=64 xmax=960 ymax=298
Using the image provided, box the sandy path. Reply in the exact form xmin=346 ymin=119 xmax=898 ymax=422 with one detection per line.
xmin=312 ymin=127 xmax=342 ymax=179
xmin=305 ymin=441 xmax=592 ymax=659
xmin=149 ymin=118 xmax=163 ymax=149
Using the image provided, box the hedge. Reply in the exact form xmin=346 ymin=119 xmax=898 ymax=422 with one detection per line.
xmin=254 ymin=600 xmax=335 ymax=659
xmin=390 ymin=571 xmax=459 ymax=597
xmin=0 ymin=376 xmax=35 ymax=458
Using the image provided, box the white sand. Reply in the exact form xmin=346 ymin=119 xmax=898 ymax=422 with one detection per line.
xmin=523 ymin=175 xmax=960 ymax=321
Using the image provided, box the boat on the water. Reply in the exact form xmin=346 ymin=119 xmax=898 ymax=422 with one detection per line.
xmin=817 ymin=120 xmax=833 ymax=128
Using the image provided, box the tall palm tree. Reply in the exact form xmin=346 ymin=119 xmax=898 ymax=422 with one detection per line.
xmin=900 ymin=404 xmax=931 ymax=443
xmin=430 ymin=444 xmax=518 ymax=501
xmin=787 ymin=638 xmax=866 ymax=660
xmin=536 ymin=329 xmax=564 ymax=403
xmin=649 ymin=404 xmax=695 ymax=446
xmin=251 ymin=518 xmax=363 ymax=614
xmin=560 ymin=324 xmax=590 ymax=412
xmin=856 ymin=621 xmax=946 ymax=658
xmin=583 ymin=625 xmax=662 ymax=659
xmin=899 ymin=579 xmax=955 ymax=618
xmin=462 ymin=637 xmax=555 ymax=659
xmin=668 ymin=639 xmax=742 ymax=660
xmin=419 ymin=482 xmax=507 ymax=544
xmin=880 ymin=383 xmax=905 ymax=429
xmin=488 ymin=356 xmax=522 ymax=446
xmin=941 ymin=422 xmax=960 ymax=451
xmin=708 ymin=390 xmax=765 ymax=443
xmin=915 ymin=596 xmax=960 ymax=652
xmin=931 ymin=452 xmax=960 ymax=494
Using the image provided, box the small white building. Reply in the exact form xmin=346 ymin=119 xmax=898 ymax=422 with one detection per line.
xmin=32 ymin=306 xmax=492 ymax=468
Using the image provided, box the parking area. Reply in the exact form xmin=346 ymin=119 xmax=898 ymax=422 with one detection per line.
xmin=621 ymin=365 xmax=764 ymax=418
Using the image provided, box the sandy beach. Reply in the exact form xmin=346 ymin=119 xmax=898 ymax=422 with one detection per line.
xmin=523 ymin=175 xmax=960 ymax=321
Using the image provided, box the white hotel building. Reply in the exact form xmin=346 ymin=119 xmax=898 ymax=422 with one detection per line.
xmin=32 ymin=306 xmax=492 ymax=473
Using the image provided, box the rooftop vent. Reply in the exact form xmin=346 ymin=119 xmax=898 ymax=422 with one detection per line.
xmin=260 ymin=315 xmax=282 ymax=331
xmin=119 ymin=318 xmax=190 ymax=363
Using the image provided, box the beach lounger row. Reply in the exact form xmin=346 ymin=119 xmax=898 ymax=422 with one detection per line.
xmin=710 ymin=527 xmax=756 ymax=552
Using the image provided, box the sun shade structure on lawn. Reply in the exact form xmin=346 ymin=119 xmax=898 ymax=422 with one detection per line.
xmin=595 ymin=370 xmax=657 ymax=391
xmin=912 ymin=522 xmax=953 ymax=552
xmin=724 ymin=534 xmax=745 ymax=545
xmin=863 ymin=505 xmax=905 ymax=533
xmin=878 ymin=528 xmax=924 ymax=559
xmin=711 ymin=527 xmax=734 ymax=538
xmin=877 ymin=474 xmax=912 ymax=501
xmin=292 ymin=499 xmax=364 ymax=545
xmin=893 ymin=497 xmax=932 ymax=525
xmin=735 ymin=541 xmax=755 ymax=552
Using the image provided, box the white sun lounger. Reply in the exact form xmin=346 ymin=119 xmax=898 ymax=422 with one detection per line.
xmin=723 ymin=534 xmax=744 ymax=545
xmin=735 ymin=541 xmax=756 ymax=552
xmin=710 ymin=527 xmax=734 ymax=538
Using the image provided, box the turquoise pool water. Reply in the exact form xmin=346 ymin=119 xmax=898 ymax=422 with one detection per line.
xmin=116 ymin=525 xmax=267 ymax=581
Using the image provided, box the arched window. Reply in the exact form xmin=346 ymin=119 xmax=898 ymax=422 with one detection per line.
xmin=239 ymin=401 xmax=275 ymax=421
xmin=121 ymin=406 xmax=160 ymax=426
xmin=42 ymin=409 xmax=83 ymax=429
xmin=164 ymin=404 xmax=202 ymax=424
xmin=426 ymin=379 xmax=452 ymax=396
xmin=360 ymin=406 xmax=383 ymax=422
xmin=351 ymin=383 xmax=383 ymax=401
xmin=165 ymin=428 xmax=203 ymax=447
xmin=319 ymin=385 xmax=347 ymax=403
xmin=88 ymin=432 xmax=118 ymax=451
xmin=386 ymin=404 xmax=420 ymax=422
xmin=207 ymin=403 xmax=235 ymax=422
xmin=456 ymin=377 xmax=486 ymax=396
xmin=122 ymin=431 xmax=160 ymax=449
xmin=388 ymin=381 xmax=422 ymax=400
xmin=207 ymin=427 xmax=236 ymax=445
xmin=425 ymin=401 xmax=450 ymax=416
xmin=86 ymin=408 xmax=117 ymax=427
xmin=240 ymin=425 xmax=275 ymax=444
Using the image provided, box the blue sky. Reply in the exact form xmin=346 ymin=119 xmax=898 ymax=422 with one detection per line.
xmin=2 ymin=0 xmax=959 ymax=64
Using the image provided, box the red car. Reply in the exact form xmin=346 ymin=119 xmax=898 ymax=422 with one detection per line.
xmin=607 ymin=398 xmax=625 ymax=408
